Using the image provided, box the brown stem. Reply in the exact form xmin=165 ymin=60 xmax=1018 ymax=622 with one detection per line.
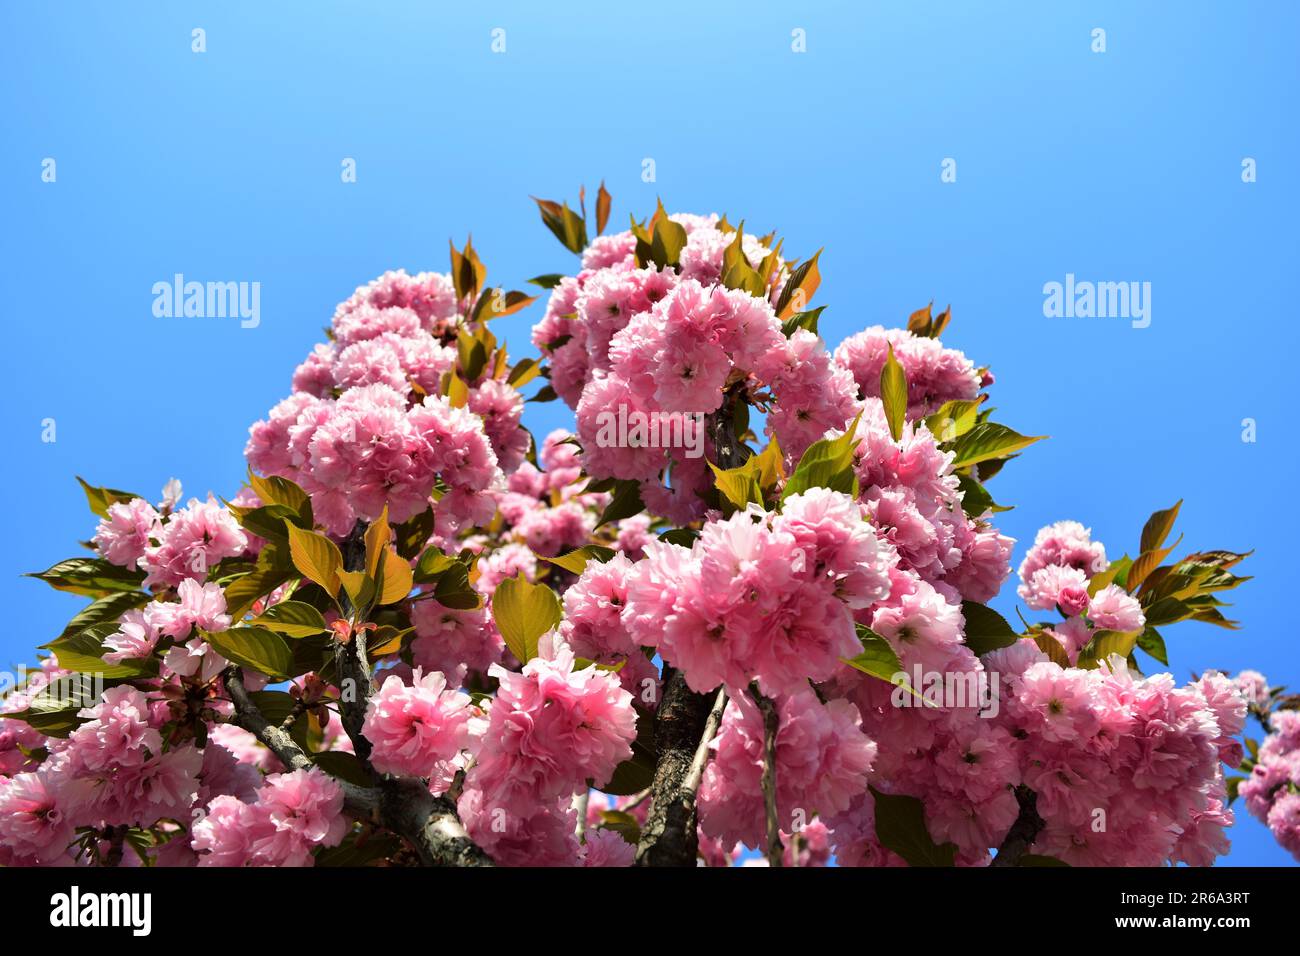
xmin=224 ymin=665 xmax=490 ymax=866
xmin=989 ymin=785 xmax=1045 ymax=867
xmin=751 ymin=686 xmax=784 ymax=867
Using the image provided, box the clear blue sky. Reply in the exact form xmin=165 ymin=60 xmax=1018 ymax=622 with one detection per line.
xmin=2 ymin=1 xmax=1295 ymax=864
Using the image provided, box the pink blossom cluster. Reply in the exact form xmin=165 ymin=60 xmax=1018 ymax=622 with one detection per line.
xmin=192 ymin=767 xmax=347 ymax=867
xmin=361 ymin=669 xmax=482 ymax=791
xmin=535 ymin=215 xmax=860 ymax=523
xmin=248 ymin=385 xmax=503 ymax=536
xmin=0 ymin=683 xmax=255 ymax=865
xmin=459 ymin=643 xmax=637 ymax=864
xmin=247 ymin=268 xmax=532 ymax=535
xmin=622 ymin=488 xmax=893 ymax=697
xmin=94 ymin=494 xmax=248 ymax=590
xmin=1236 ymin=681 xmax=1300 ymax=860
xmin=1016 ymin=520 xmax=1144 ymax=663
xmin=407 ymin=430 xmax=627 ymax=689
xmin=698 ymin=686 xmax=877 ymax=849
xmin=848 ymin=399 xmax=1015 ymax=604
xmin=833 ymin=325 xmax=983 ymax=419
xmin=820 ymin=636 xmax=1245 ymax=867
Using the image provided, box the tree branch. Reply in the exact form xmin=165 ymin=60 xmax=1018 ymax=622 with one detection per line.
xmin=989 ymin=785 xmax=1044 ymax=867
xmin=224 ymin=665 xmax=491 ymax=866
xmin=751 ymin=686 xmax=784 ymax=867
xmin=635 ymin=668 xmax=716 ymax=866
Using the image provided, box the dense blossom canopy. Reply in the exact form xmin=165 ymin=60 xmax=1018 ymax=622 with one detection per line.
xmin=0 ymin=196 xmax=1288 ymax=868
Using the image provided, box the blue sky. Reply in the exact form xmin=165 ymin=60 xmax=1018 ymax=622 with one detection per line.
xmin=2 ymin=1 xmax=1296 ymax=864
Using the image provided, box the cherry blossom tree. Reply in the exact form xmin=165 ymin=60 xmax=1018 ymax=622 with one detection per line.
xmin=0 ymin=188 xmax=1283 ymax=868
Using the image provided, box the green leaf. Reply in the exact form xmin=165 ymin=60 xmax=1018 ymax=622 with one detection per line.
xmin=648 ymin=211 xmax=687 ymax=269
xmin=960 ymin=601 xmax=1020 ymax=655
xmin=1135 ymin=626 xmax=1168 ymax=665
xmin=841 ymin=625 xmax=904 ymax=683
xmin=4 ymin=679 xmax=101 ymax=737
xmin=27 ymin=558 xmax=145 ymax=598
xmin=393 ymin=507 xmax=435 ymax=561
xmin=57 ymin=591 xmax=150 ymax=640
xmin=312 ymin=751 xmax=373 ymax=788
xmin=543 ymin=546 xmax=616 ymax=576
xmin=657 ymin=528 xmax=700 ymax=548
xmin=718 ymin=223 xmax=766 ymax=296
xmin=710 ymin=460 xmax=763 ymax=515
xmin=1076 ymin=628 xmax=1143 ymax=669
xmin=285 ymin=524 xmax=342 ymax=598
xmin=202 ymin=626 xmax=295 ymax=680
xmin=1139 ymin=500 xmax=1183 ymax=556
xmin=780 ymin=306 xmax=825 ymax=338
xmin=433 ymin=563 xmax=480 ymax=609
xmin=1031 ymin=630 xmax=1071 ymax=668
xmin=596 ymin=479 xmax=645 ymax=528
xmin=781 ymin=415 xmax=861 ymax=503
xmin=413 ymin=547 xmax=459 ymax=584
xmin=492 ymin=575 xmax=561 ymax=664
xmin=879 ymin=343 xmax=908 ymax=441
xmin=527 ymin=384 xmax=559 ymax=403
xmin=527 ymin=273 xmax=566 ymax=289
xmin=954 ymin=473 xmax=1010 ymax=519
xmin=840 ymin=624 xmax=926 ymax=703
xmin=235 ymin=503 xmax=309 ymax=545
xmin=250 ymin=600 xmax=328 ymax=638
xmin=507 ymin=358 xmax=543 ymax=388
xmin=775 ymin=249 xmax=822 ymax=319
xmin=600 ymin=709 xmax=658 ymax=795
xmin=43 ymin=624 xmax=157 ymax=679
xmin=946 ymin=422 xmax=1046 ymax=470
xmin=76 ymin=477 xmax=141 ymax=519
xmin=870 ymin=787 xmax=956 ymax=867
xmin=372 ymin=547 xmax=414 ymax=607
xmin=456 ymin=329 xmax=490 ymax=381
xmin=223 ymin=566 xmax=294 ymax=620
xmin=923 ymin=400 xmax=983 ymax=443
xmin=532 ymin=196 xmax=588 ymax=253
xmin=248 ymin=472 xmax=313 ymax=524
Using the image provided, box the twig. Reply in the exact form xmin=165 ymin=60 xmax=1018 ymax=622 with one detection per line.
xmin=681 ymin=687 xmax=728 ymax=800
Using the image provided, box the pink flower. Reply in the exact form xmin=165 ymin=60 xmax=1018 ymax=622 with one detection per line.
xmin=699 ymin=687 xmax=876 ymax=849
xmin=1017 ymin=520 xmax=1108 ymax=584
xmin=467 ymin=645 xmax=637 ymax=817
xmin=833 ymin=326 xmax=981 ymax=419
xmin=93 ymin=497 xmax=161 ymax=569
xmin=148 ymin=579 xmax=232 ymax=638
xmin=0 ymin=772 xmax=78 ymax=864
xmin=244 ymin=768 xmax=348 ymax=867
xmin=1020 ymin=564 xmax=1090 ymax=615
xmin=1086 ymin=584 xmax=1144 ymax=632
xmin=580 ymin=828 xmax=636 ymax=867
xmin=142 ymin=497 xmax=248 ymax=589
xmin=362 ymin=669 xmax=481 ymax=788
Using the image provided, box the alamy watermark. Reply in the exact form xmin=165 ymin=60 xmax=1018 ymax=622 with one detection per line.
xmin=0 ymin=667 xmax=103 ymax=708
xmin=1042 ymin=273 xmax=1150 ymax=329
xmin=890 ymin=665 xmax=1001 ymax=718
xmin=593 ymin=404 xmax=705 ymax=459
xmin=152 ymin=274 xmax=260 ymax=328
